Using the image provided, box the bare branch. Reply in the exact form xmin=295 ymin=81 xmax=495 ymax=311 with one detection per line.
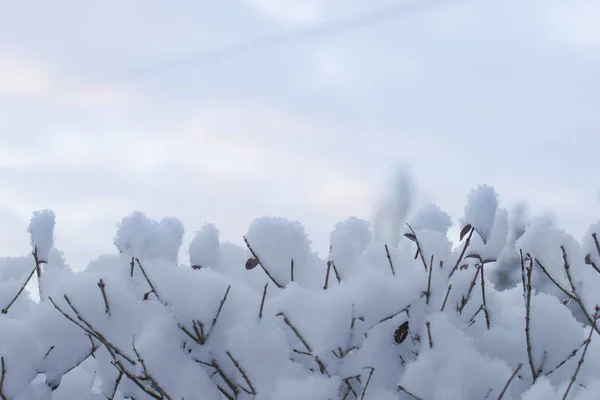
xmin=450 ymin=226 xmax=475 ymax=277
xmin=2 ymin=265 xmax=37 ymax=314
xmin=226 ymin=351 xmax=256 ymax=395
xmin=97 ymin=279 xmax=111 ymax=316
xmin=398 ymin=385 xmax=425 ymax=400
xmin=425 ymin=321 xmax=433 ymax=349
xmin=259 ymin=282 xmax=268 ymax=320
xmin=496 ymin=363 xmax=523 ymax=400
xmin=360 ymin=367 xmax=375 ymax=400
xmin=385 ymin=244 xmax=395 ymax=276
xmin=243 ymin=236 xmax=283 ymax=288
xmin=562 ymin=308 xmax=599 ymax=400
xmin=441 ymin=285 xmax=452 ymax=312
xmin=0 ymin=357 xmax=7 ymax=400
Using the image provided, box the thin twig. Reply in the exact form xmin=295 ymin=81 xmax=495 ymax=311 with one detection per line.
xmin=562 ymin=308 xmax=598 ymax=400
xmin=324 ymin=260 xmax=332 ymax=290
xmin=480 ymin=261 xmax=491 ymax=329
xmin=360 ymin=367 xmax=375 ymax=400
xmin=277 ymin=312 xmax=329 ymax=375
xmin=332 ymin=261 xmax=342 ymax=283
xmin=545 ymin=340 xmax=588 ymax=377
xmin=524 ymin=256 xmax=537 ymax=382
xmin=226 ymin=351 xmax=256 ymax=395
xmin=398 ymin=385 xmax=425 ymax=400
xmin=425 ymin=321 xmax=433 ymax=349
xmin=0 ymin=357 xmax=7 ymax=400
xmin=406 ymin=224 xmax=428 ymax=271
xmin=259 ymin=282 xmax=268 ymax=319
xmin=385 ymin=244 xmax=395 ymax=276
xmin=441 ymin=285 xmax=452 ymax=312
xmin=458 ymin=264 xmax=482 ymax=313
xmin=208 ymin=285 xmax=231 ymax=339
xmin=135 ymin=258 xmax=165 ymax=304
xmin=243 ymin=236 xmax=283 ymax=288
xmin=450 ymin=227 xmax=474 ymax=277
xmin=426 ymin=255 xmax=433 ymax=305
xmin=33 ymin=247 xmax=46 ymax=300
xmin=97 ymin=279 xmax=111 ymax=316
xmin=497 ymin=363 xmax=523 ymax=400
xmin=108 ymin=371 xmax=123 ymax=400
xmin=290 ymin=258 xmax=294 ymax=282
xmin=2 ymin=265 xmax=37 ymax=314
xmin=129 ymin=256 xmax=135 ymax=277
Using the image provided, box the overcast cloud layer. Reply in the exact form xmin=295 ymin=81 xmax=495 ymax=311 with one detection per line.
xmin=1 ymin=0 xmax=599 ymax=269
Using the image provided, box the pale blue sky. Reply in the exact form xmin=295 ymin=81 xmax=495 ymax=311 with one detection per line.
xmin=1 ymin=0 xmax=599 ymax=268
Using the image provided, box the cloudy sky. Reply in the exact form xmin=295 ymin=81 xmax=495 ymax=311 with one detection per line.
xmin=1 ymin=0 xmax=599 ymax=269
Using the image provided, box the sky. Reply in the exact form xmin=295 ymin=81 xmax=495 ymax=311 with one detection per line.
xmin=1 ymin=0 xmax=599 ymax=270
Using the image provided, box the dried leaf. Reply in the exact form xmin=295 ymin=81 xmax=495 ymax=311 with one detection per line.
xmin=404 ymin=233 xmax=417 ymax=243
xmin=465 ymin=254 xmax=480 ymax=260
xmin=585 ymin=254 xmax=592 ymax=265
xmin=460 ymin=224 xmax=472 ymax=241
xmin=143 ymin=291 xmax=152 ymax=301
xmin=414 ymin=248 xmax=420 ymax=260
xmin=245 ymin=257 xmax=259 ymax=270
xmin=191 ymin=264 xmax=202 ymax=270
xmin=394 ymin=321 xmax=409 ymax=344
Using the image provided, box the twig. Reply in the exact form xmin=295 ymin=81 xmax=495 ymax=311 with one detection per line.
xmin=208 ymin=286 xmax=231 ymax=339
xmin=480 ymin=261 xmax=491 ymax=329
xmin=441 ymin=285 xmax=452 ymax=312
xmin=524 ymin=255 xmax=537 ymax=382
xmin=129 ymin=256 xmax=135 ymax=277
xmin=385 ymin=244 xmax=395 ymax=276
xmin=332 ymin=261 xmax=342 ymax=283
xmin=324 ymin=260 xmax=332 ymax=290
xmin=209 ymin=359 xmax=238 ymax=398
xmin=562 ymin=308 xmax=598 ymax=400
xmin=97 ymin=279 xmax=111 ymax=316
xmin=33 ymin=246 xmax=46 ymax=299
xmin=360 ymin=367 xmax=375 ymax=400
xmin=259 ymin=282 xmax=268 ymax=319
xmin=406 ymin=224 xmax=428 ymax=271
xmin=277 ymin=312 xmax=329 ymax=375
xmin=545 ymin=340 xmax=588 ymax=377
xmin=108 ymin=371 xmax=123 ymax=400
xmin=450 ymin=227 xmax=474 ymax=277
xmin=135 ymin=258 xmax=165 ymax=305
xmin=458 ymin=264 xmax=482 ymax=313
xmin=398 ymin=385 xmax=425 ymax=400
xmin=2 ymin=265 xmax=37 ymax=314
xmin=497 ymin=363 xmax=523 ymax=400
xmin=290 ymin=258 xmax=294 ymax=282
xmin=426 ymin=255 xmax=434 ymax=305
xmin=243 ymin=236 xmax=283 ymax=288
xmin=132 ymin=339 xmax=172 ymax=400
xmin=425 ymin=321 xmax=433 ymax=349
xmin=226 ymin=351 xmax=256 ymax=395
xmin=0 ymin=357 xmax=7 ymax=400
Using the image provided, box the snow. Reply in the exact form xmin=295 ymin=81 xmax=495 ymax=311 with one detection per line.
xmin=28 ymin=210 xmax=55 ymax=261
xmin=189 ymin=223 xmax=220 ymax=269
xmin=462 ymin=184 xmax=499 ymax=244
xmin=1 ymin=186 xmax=600 ymax=399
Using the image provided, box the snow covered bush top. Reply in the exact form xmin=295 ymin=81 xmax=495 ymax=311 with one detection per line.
xmin=1 ymin=185 xmax=600 ymax=400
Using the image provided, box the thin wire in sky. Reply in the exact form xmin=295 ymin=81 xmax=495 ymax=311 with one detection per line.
xmin=110 ymin=0 xmax=470 ymax=82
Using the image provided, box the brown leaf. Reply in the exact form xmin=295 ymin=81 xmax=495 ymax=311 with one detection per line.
xmin=191 ymin=264 xmax=202 ymax=270
xmin=143 ymin=290 xmax=152 ymax=301
xmin=404 ymin=233 xmax=417 ymax=242
xmin=394 ymin=321 xmax=409 ymax=344
xmin=460 ymin=224 xmax=472 ymax=241
xmin=585 ymin=254 xmax=592 ymax=265
xmin=245 ymin=257 xmax=259 ymax=270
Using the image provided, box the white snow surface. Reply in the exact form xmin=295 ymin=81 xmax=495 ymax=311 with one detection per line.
xmin=1 ymin=188 xmax=600 ymax=400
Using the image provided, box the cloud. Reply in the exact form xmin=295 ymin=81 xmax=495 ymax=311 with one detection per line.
xmin=539 ymin=1 xmax=600 ymax=49
xmin=0 ymin=49 xmax=54 ymax=98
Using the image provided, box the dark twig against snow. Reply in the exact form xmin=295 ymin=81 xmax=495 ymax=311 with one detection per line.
xmin=562 ymin=307 xmax=599 ymax=400
xmin=97 ymin=279 xmax=111 ymax=316
xmin=496 ymin=363 xmax=523 ymax=400
xmin=385 ymin=244 xmax=395 ymax=276
xmin=1 ymin=264 xmax=37 ymax=314
xmin=243 ymin=236 xmax=283 ymax=288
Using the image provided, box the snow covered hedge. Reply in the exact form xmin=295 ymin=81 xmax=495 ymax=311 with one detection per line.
xmin=1 ymin=185 xmax=600 ymax=400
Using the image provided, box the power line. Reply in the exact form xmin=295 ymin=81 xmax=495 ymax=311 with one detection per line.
xmin=109 ymin=0 xmax=468 ymax=82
